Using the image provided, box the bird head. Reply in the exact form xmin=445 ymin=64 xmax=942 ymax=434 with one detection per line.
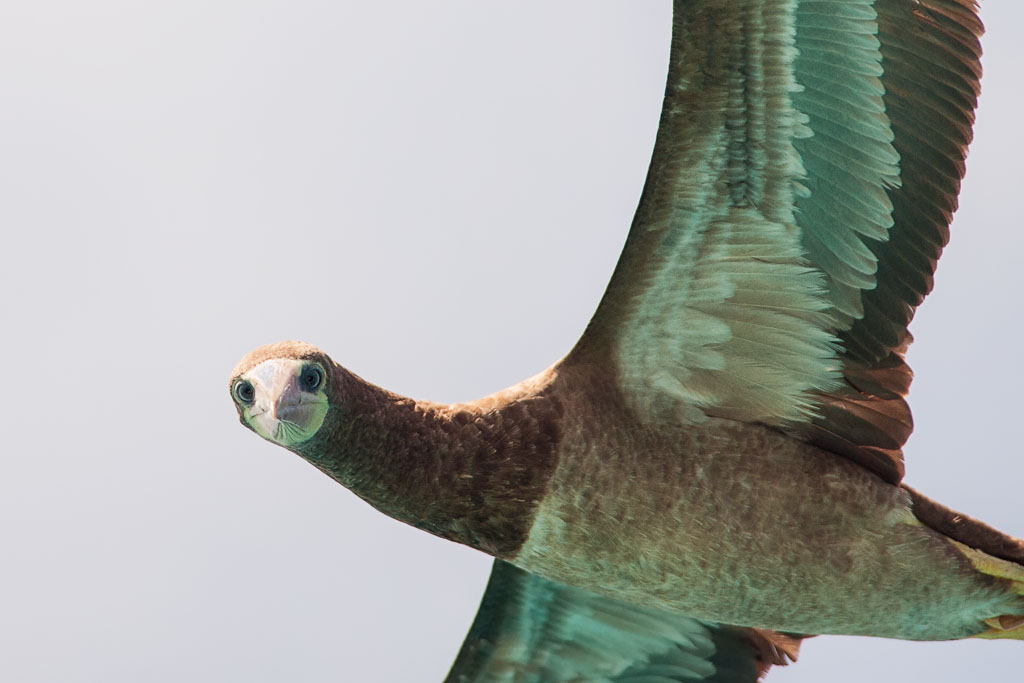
xmin=229 ymin=341 xmax=332 ymax=448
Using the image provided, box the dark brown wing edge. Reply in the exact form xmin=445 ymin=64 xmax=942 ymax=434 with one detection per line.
xmin=904 ymin=486 xmax=1024 ymax=564
xmin=797 ymin=0 xmax=984 ymax=484
xmin=444 ymin=560 xmax=803 ymax=683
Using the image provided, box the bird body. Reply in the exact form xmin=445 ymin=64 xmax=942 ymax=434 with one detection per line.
xmin=233 ymin=342 xmax=1022 ymax=645
xmin=512 ymin=373 xmax=1017 ymax=641
xmin=231 ymin=0 xmax=1024 ymax=679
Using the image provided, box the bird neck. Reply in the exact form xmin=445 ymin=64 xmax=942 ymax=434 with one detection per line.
xmin=295 ymin=368 xmax=563 ymax=559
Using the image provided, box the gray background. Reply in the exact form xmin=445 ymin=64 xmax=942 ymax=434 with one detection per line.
xmin=2 ymin=2 xmax=1021 ymax=681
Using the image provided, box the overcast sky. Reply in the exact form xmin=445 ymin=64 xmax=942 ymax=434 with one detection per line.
xmin=2 ymin=2 xmax=1022 ymax=681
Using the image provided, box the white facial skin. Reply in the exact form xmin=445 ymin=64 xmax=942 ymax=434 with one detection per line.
xmin=232 ymin=359 xmax=330 ymax=447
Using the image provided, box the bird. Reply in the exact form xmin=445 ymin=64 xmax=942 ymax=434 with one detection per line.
xmin=230 ymin=1 xmax=1024 ymax=680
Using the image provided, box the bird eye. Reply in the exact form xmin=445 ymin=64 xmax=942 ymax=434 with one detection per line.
xmin=233 ymin=380 xmax=255 ymax=404
xmin=300 ymin=365 xmax=324 ymax=391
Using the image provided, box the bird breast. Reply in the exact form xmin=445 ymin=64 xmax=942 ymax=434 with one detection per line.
xmin=512 ymin=415 xmax=1015 ymax=640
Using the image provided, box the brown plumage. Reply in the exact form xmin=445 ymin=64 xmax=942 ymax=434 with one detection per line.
xmin=230 ymin=1 xmax=1024 ymax=681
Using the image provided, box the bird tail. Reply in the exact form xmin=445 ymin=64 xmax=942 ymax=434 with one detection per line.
xmin=904 ymin=486 xmax=1024 ymax=639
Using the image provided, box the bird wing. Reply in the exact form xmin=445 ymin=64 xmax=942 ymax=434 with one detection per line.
xmin=444 ymin=560 xmax=800 ymax=683
xmin=568 ymin=0 xmax=983 ymax=484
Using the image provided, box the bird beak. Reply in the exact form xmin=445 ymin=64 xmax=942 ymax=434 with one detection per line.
xmin=251 ymin=361 xmax=297 ymax=416
xmin=270 ymin=380 xmax=302 ymax=421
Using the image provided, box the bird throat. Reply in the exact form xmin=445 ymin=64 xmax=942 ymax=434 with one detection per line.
xmin=292 ymin=376 xmax=563 ymax=559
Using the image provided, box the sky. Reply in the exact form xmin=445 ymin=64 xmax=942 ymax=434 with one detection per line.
xmin=1 ymin=2 xmax=1021 ymax=681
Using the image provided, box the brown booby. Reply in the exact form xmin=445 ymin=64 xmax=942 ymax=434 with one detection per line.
xmin=231 ymin=1 xmax=1024 ymax=680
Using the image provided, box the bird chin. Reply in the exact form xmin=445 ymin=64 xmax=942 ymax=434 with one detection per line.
xmin=273 ymin=419 xmax=313 ymax=447
xmin=251 ymin=402 xmax=328 ymax=448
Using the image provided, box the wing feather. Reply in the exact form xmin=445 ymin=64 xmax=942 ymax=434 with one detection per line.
xmin=799 ymin=0 xmax=982 ymax=481
xmin=444 ymin=560 xmax=799 ymax=683
xmin=840 ymin=0 xmax=982 ymax=365
xmin=569 ymin=0 xmax=983 ymax=482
